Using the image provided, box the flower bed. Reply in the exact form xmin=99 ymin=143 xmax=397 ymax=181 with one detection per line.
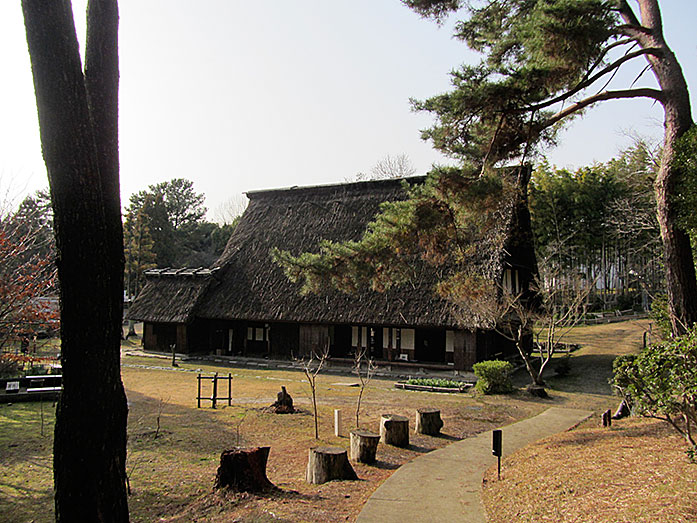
xmin=394 ymin=378 xmax=473 ymax=393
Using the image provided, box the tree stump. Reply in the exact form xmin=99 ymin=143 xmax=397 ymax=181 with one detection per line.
xmin=214 ymin=446 xmax=276 ymax=492
xmin=350 ymin=430 xmax=380 ymax=464
xmin=380 ymin=414 xmax=409 ymax=447
xmin=415 ymin=409 xmax=443 ymax=435
xmin=270 ymin=386 xmax=294 ymax=413
xmin=601 ymin=409 xmax=612 ymax=427
xmin=526 ymin=384 xmax=548 ymax=398
xmin=305 ymin=447 xmax=357 ymax=484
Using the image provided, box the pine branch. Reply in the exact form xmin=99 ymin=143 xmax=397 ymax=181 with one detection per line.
xmin=521 ymin=48 xmax=662 ymax=114
xmin=543 ymin=87 xmax=664 ymax=128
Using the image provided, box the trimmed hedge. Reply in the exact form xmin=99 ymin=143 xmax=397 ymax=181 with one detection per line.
xmin=473 ymin=360 xmax=514 ymax=394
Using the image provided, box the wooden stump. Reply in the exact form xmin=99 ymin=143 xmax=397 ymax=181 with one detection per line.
xmin=270 ymin=386 xmax=294 ymax=414
xmin=415 ymin=409 xmax=443 ymax=435
xmin=214 ymin=446 xmax=275 ymax=492
xmin=350 ymin=430 xmax=380 ymax=464
xmin=305 ymin=447 xmax=357 ymax=484
xmin=380 ymin=414 xmax=409 ymax=447
xmin=526 ymin=384 xmax=548 ymax=398
xmin=601 ymin=409 xmax=612 ymax=427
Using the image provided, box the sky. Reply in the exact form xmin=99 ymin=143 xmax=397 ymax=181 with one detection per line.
xmin=1 ymin=1 xmax=696 ymax=220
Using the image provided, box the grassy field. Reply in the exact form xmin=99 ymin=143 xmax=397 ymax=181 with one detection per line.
xmin=2 ymin=318 xmax=685 ymax=522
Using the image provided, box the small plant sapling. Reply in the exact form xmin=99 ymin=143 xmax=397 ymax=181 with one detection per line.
xmin=353 ymin=345 xmax=376 ymax=429
xmin=300 ymin=343 xmax=329 ymax=439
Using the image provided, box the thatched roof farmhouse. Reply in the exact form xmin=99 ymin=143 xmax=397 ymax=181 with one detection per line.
xmin=128 ymin=171 xmax=537 ymax=371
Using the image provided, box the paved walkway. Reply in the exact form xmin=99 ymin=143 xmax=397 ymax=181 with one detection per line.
xmin=357 ymin=407 xmax=593 ymax=523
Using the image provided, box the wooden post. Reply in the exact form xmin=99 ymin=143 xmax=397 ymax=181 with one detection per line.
xmin=197 ymin=374 xmax=201 ymax=409
xmin=334 ymin=409 xmax=343 ymax=437
xmin=601 ymin=409 xmax=612 ymax=427
xmin=212 ymin=372 xmax=218 ymax=409
xmin=228 ymin=373 xmax=232 ymax=406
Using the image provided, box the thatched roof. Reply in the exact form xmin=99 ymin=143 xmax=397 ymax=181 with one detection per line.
xmin=127 ymin=267 xmax=219 ymax=323
xmin=130 ymin=172 xmax=535 ymax=330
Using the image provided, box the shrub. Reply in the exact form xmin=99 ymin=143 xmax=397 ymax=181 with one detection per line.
xmin=649 ymin=294 xmax=672 ymax=340
xmin=612 ymin=325 xmax=697 ymax=453
xmin=473 ymin=360 xmax=514 ymax=394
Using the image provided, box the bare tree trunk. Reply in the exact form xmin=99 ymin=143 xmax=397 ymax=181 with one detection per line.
xmin=22 ymin=1 xmax=128 ymax=521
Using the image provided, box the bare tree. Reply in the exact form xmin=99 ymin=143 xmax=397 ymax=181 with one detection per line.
xmin=352 ymin=154 xmax=417 ymax=181
xmin=353 ymin=346 xmax=376 ymax=429
xmin=300 ymin=344 xmax=329 ymax=440
xmin=497 ymin=266 xmax=592 ymax=388
xmin=213 ymin=194 xmax=248 ymax=226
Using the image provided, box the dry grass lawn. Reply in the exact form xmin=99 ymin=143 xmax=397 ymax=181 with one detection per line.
xmin=1 ymin=350 xmax=540 ymax=522
xmin=482 ymin=418 xmax=697 ymax=522
xmin=3 ymin=318 xmax=693 ymax=522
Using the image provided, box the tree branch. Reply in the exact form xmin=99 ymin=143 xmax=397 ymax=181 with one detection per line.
xmin=617 ymin=0 xmax=640 ymax=27
xmin=521 ymin=48 xmax=662 ymax=113
xmin=543 ymin=88 xmax=664 ymax=128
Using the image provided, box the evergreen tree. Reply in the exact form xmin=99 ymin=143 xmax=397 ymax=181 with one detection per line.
xmin=22 ymin=0 xmax=129 ymax=519
xmin=402 ymin=0 xmax=694 ymax=334
xmin=123 ymin=207 xmax=156 ymax=298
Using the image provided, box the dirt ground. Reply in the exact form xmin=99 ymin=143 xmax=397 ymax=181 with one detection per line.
xmin=0 ymin=319 xmax=658 ymax=522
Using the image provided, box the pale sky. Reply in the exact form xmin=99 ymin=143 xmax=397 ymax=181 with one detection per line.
xmin=1 ymin=1 xmax=696 ymax=219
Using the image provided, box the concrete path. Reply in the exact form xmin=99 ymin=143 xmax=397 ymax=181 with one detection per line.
xmin=357 ymin=407 xmax=593 ymax=523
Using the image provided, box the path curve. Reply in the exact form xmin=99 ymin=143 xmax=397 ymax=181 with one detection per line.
xmin=357 ymin=407 xmax=592 ymax=523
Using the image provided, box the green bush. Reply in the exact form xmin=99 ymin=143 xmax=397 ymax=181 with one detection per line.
xmin=612 ymin=325 xmax=697 ymax=453
xmin=649 ymin=294 xmax=672 ymax=340
xmin=473 ymin=360 xmax=514 ymax=394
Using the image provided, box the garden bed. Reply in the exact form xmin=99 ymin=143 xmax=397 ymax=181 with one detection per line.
xmin=395 ymin=378 xmax=473 ymax=393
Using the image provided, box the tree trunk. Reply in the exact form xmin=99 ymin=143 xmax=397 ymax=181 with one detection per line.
xmin=22 ymin=1 xmax=128 ymax=521
xmin=415 ymin=409 xmax=443 ymax=435
xmin=214 ymin=447 xmax=276 ymax=493
xmin=634 ymin=0 xmax=697 ymax=335
xmin=349 ymin=430 xmax=380 ymax=464
xmin=379 ymin=414 xmax=409 ymax=447
xmin=305 ymin=447 xmax=357 ymax=484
